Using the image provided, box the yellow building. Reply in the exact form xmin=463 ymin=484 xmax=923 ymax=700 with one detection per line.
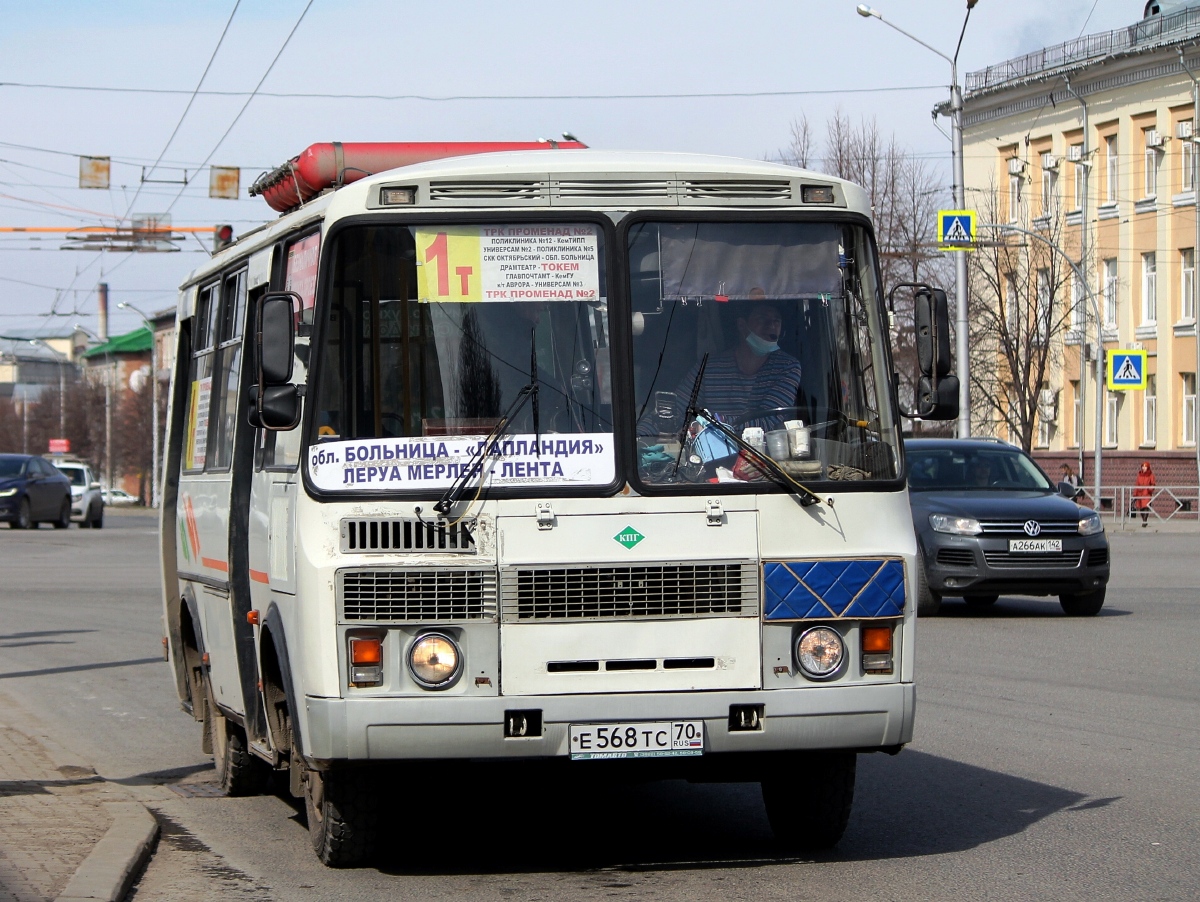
xmin=962 ymin=1 xmax=1200 ymax=485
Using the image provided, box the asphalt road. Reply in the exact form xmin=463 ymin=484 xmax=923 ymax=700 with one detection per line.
xmin=1 ymin=511 xmax=1197 ymax=900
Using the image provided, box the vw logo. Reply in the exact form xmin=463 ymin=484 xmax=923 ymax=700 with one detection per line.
xmin=1023 ymin=520 xmax=1042 ymax=536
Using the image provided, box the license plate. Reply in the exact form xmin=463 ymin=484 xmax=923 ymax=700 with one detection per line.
xmin=569 ymin=721 xmax=704 ymax=760
xmin=1008 ymin=539 xmax=1063 ymax=553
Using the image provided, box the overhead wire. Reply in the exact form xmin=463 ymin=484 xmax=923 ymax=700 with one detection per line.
xmin=162 ymin=0 xmax=315 ymax=217
xmin=119 ymin=0 xmax=241 ymax=227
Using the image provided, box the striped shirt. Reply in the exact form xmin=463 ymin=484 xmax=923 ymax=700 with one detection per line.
xmin=674 ymin=349 xmax=803 ymax=429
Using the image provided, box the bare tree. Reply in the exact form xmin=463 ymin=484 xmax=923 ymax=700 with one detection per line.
xmin=780 ymin=111 xmax=954 ymax=430
xmin=967 ymin=185 xmax=1082 ymax=451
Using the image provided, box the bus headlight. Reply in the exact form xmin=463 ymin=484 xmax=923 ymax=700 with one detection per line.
xmin=407 ymin=632 xmax=462 ymax=689
xmin=795 ymin=626 xmax=845 ymax=680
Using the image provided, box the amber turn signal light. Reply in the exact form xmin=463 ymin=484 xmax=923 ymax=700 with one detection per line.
xmin=350 ymin=637 xmax=383 ymax=666
xmin=861 ymin=626 xmax=892 ymax=654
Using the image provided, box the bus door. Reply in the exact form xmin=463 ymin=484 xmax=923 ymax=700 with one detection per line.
xmin=246 ymin=233 xmax=318 ymax=657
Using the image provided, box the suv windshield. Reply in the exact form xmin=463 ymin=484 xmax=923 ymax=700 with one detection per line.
xmin=907 ymin=446 xmax=1054 ymax=491
xmin=629 ymin=220 xmax=900 ymax=488
xmin=309 ymin=222 xmax=614 ymax=493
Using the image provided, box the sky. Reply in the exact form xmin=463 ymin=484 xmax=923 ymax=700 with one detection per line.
xmin=0 ymin=0 xmax=1150 ymax=338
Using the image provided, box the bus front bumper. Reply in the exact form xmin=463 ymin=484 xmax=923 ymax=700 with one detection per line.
xmin=302 ymin=683 xmax=915 ymax=763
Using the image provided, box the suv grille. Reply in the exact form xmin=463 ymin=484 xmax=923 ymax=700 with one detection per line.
xmin=501 ymin=561 xmax=757 ymax=622
xmin=1087 ymin=547 xmax=1110 ymax=567
xmin=982 ymin=550 xmax=1083 ymax=569
xmin=338 ymin=568 xmax=496 ymax=621
xmin=978 ymin=519 xmax=1080 ymax=535
xmin=340 ymin=518 xmax=476 ymax=553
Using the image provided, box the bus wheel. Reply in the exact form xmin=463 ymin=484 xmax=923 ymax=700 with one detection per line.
xmin=761 ymin=751 xmax=856 ymax=851
xmin=304 ymin=767 xmax=380 ymax=867
xmin=207 ymin=691 xmax=269 ymax=797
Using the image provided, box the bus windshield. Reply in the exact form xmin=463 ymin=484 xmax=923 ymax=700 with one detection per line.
xmin=629 ymin=220 xmax=900 ymax=488
xmin=309 ymin=222 xmax=614 ymax=493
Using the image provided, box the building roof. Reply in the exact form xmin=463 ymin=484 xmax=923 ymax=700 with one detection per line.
xmin=965 ymin=4 xmax=1200 ymax=97
xmin=79 ymin=327 xmax=152 ymax=358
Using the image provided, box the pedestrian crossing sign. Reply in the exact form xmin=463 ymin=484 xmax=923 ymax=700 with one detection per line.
xmin=938 ymin=209 xmax=976 ymax=251
xmin=1106 ymin=349 xmax=1148 ymax=390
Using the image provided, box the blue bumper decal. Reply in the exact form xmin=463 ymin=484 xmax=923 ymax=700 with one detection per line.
xmin=763 ymin=559 xmax=906 ymax=620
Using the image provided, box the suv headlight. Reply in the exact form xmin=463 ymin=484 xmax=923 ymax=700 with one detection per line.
xmin=929 ymin=513 xmax=982 ymax=536
xmin=1078 ymin=513 xmax=1104 ymax=536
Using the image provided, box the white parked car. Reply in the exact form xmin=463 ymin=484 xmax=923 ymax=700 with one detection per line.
xmin=102 ymin=488 xmax=140 ymax=506
xmin=50 ymin=459 xmax=105 ymax=528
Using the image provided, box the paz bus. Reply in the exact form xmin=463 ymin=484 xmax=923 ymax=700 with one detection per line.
xmin=160 ymin=141 xmax=956 ymax=866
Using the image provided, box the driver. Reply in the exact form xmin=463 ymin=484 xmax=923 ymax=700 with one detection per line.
xmin=669 ymin=296 xmax=803 ymax=432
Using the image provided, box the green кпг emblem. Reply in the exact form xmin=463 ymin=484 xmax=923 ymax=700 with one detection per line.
xmin=614 ymin=526 xmax=644 ymax=549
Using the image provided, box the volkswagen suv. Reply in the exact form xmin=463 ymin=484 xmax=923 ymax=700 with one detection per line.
xmin=906 ymin=438 xmax=1110 ymax=616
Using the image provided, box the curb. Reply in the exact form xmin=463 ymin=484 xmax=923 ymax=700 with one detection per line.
xmin=55 ymin=802 xmax=159 ymax=902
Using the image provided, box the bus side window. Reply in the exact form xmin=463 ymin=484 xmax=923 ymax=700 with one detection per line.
xmin=183 ymin=282 xmax=220 ymax=472
xmin=208 ymin=269 xmax=248 ymax=471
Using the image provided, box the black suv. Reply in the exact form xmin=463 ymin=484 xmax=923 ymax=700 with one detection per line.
xmin=906 ymin=439 xmax=1110 ymax=616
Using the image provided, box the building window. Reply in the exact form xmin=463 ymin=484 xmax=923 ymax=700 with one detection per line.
xmin=1143 ymin=374 xmax=1157 ymax=446
xmin=1008 ymin=174 xmax=1022 ymax=222
xmin=1183 ymin=248 xmax=1195 ymax=321
xmin=1105 ymin=390 xmax=1120 ymax=446
xmin=1142 ymin=252 xmax=1157 ymax=325
xmin=1144 ymin=129 xmax=1159 ymax=197
xmin=1037 ymin=385 xmax=1054 ymax=448
xmin=1106 ymin=134 xmax=1118 ymax=203
xmin=1184 ymin=136 xmax=1195 ymax=193
xmin=1184 ymin=373 xmax=1197 ymax=445
xmin=1036 ymin=268 xmax=1051 ymax=344
xmin=1072 ymin=146 xmax=1086 ymax=209
xmin=1071 ymin=272 xmax=1086 ymax=330
xmin=1071 ymin=379 xmax=1081 ymax=447
xmin=1103 ymin=258 xmax=1118 ymax=327
xmin=1004 ymin=274 xmax=1019 ymax=335
xmin=1041 ymin=153 xmax=1058 ymax=216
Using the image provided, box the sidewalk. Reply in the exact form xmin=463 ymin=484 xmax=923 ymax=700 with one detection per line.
xmin=0 ymin=703 xmax=156 ymax=902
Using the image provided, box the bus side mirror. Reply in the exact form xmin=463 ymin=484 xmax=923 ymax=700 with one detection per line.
xmin=253 ymin=291 xmax=302 ymax=431
xmin=915 ymin=287 xmax=951 ymax=379
xmin=888 ymin=282 xmax=960 ymax=421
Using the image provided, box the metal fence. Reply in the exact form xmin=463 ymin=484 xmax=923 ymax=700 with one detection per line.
xmin=1074 ymin=484 xmax=1200 ymax=527
xmin=965 ymin=6 xmax=1200 ymax=93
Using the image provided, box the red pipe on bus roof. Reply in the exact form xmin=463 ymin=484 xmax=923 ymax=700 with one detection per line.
xmin=249 ymin=141 xmax=588 ymax=213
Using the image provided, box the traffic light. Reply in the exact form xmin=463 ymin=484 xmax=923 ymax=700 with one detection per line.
xmin=214 ymin=224 xmax=234 ymax=253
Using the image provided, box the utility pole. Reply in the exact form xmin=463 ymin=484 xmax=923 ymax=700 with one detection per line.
xmin=118 ymin=301 xmax=160 ymax=508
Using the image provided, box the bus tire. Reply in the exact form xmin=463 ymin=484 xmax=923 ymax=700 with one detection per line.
xmin=761 ymin=751 xmax=856 ymax=851
xmin=915 ymin=548 xmax=941 ymax=617
xmin=305 ymin=767 xmax=380 ymax=867
xmin=207 ymin=690 xmax=269 ymax=797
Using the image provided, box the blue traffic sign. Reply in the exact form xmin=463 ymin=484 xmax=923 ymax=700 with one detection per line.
xmin=1106 ymin=350 xmax=1147 ymax=390
xmin=938 ymin=209 xmax=976 ymax=250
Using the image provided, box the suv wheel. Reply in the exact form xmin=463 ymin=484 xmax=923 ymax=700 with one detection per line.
xmin=963 ymin=594 xmax=999 ymax=609
xmin=91 ymin=506 xmax=104 ymax=529
xmin=1060 ymin=586 xmax=1106 ymax=616
xmin=916 ymin=547 xmax=941 ymax=617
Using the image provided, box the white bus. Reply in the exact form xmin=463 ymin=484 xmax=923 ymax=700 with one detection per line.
xmin=160 ymin=143 xmax=956 ymax=866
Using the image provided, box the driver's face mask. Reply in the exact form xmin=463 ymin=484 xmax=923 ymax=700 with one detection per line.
xmin=745 ymin=331 xmax=780 ymax=356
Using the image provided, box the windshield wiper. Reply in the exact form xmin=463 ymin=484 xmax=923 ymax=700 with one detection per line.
xmin=673 ymin=352 xmax=709 ymax=475
xmin=694 ymin=408 xmax=825 ymax=508
xmin=436 ymin=327 xmax=540 ymax=516
xmin=434 ymin=383 xmax=536 ymax=516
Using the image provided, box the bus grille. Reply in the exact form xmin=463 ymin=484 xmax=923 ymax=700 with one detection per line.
xmin=338 ymin=568 xmax=497 ymax=621
xmin=500 ymin=561 xmax=758 ymax=622
xmin=340 ymin=518 xmax=476 ymax=553
xmin=681 ymin=179 xmax=792 ymax=199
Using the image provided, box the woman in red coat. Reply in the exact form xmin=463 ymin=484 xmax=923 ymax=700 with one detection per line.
xmin=1132 ymin=461 xmax=1156 ymax=526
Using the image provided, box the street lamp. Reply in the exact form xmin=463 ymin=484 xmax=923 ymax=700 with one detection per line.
xmin=117 ymin=301 xmax=161 ymax=509
xmin=28 ymin=339 xmax=68 ymax=438
xmin=858 ymin=2 xmax=977 ymax=438
xmin=75 ymin=323 xmax=114 ymax=494
xmin=982 ymin=222 xmax=1104 ymax=511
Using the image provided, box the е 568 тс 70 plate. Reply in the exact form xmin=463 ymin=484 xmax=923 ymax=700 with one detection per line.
xmin=569 ymin=721 xmax=704 ymax=759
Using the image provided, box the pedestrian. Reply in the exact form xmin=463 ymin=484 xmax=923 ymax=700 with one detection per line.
xmin=1059 ymin=463 xmax=1081 ymax=498
xmin=1132 ymin=460 xmax=1156 ymax=527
